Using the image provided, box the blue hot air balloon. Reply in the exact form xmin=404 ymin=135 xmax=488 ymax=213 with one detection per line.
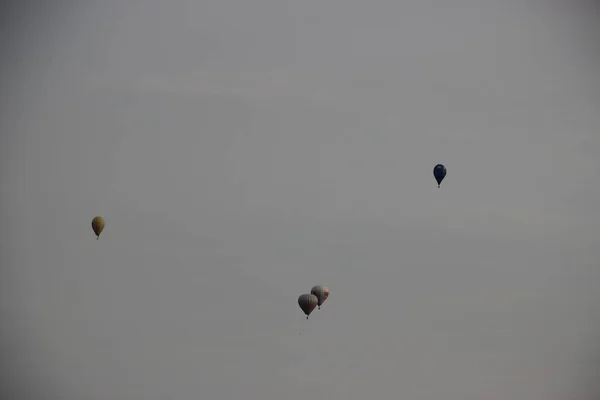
xmin=433 ymin=164 xmax=446 ymax=188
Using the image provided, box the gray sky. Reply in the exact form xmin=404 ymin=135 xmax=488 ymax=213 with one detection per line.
xmin=1 ymin=1 xmax=600 ymax=399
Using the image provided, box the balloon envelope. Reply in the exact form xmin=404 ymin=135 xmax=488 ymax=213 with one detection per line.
xmin=298 ymin=294 xmax=319 ymax=317
xmin=310 ymin=285 xmax=330 ymax=307
xmin=433 ymin=164 xmax=447 ymax=187
xmin=91 ymin=216 xmax=105 ymax=239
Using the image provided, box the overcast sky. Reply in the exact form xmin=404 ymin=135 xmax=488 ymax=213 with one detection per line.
xmin=1 ymin=1 xmax=600 ymax=399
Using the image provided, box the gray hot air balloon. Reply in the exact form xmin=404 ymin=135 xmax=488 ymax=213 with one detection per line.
xmin=298 ymin=294 xmax=319 ymax=319
xmin=310 ymin=285 xmax=330 ymax=309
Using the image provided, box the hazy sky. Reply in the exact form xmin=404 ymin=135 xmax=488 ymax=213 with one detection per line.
xmin=1 ymin=1 xmax=600 ymax=399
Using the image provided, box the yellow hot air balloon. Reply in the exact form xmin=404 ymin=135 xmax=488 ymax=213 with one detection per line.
xmin=91 ymin=216 xmax=105 ymax=239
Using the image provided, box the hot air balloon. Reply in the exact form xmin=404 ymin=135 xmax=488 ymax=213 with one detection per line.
xmin=310 ymin=285 xmax=330 ymax=309
xmin=298 ymin=294 xmax=319 ymax=319
xmin=433 ymin=164 xmax=446 ymax=188
xmin=91 ymin=216 xmax=105 ymax=239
